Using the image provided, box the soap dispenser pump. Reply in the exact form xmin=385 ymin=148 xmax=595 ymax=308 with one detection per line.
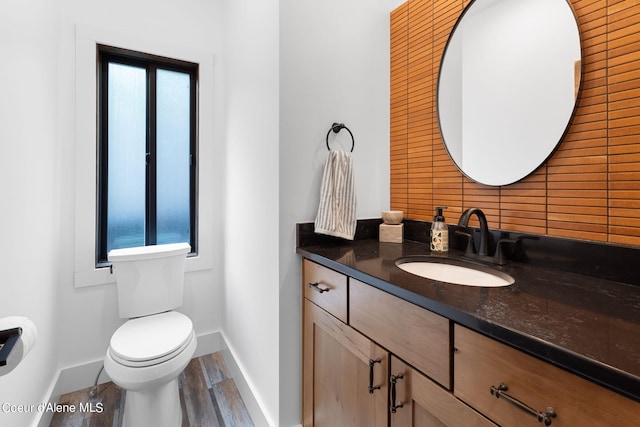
xmin=430 ymin=206 xmax=448 ymax=253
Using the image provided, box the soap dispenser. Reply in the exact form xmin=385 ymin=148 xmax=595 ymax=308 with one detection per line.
xmin=430 ymin=207 xmax=448 ymax=253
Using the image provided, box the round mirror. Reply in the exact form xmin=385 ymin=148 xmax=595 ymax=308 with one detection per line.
xmin=437 ymin=0 xmax=582 ymax=186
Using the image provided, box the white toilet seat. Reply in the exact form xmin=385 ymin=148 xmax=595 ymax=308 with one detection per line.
xmin=104 ymin=323 xmax=197 ymax=427
xmin=109 ymin=311 xmax=194 ymax=368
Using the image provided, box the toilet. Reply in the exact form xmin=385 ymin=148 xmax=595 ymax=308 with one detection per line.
xmin=104 ymin=242 xmax=196 ymax=427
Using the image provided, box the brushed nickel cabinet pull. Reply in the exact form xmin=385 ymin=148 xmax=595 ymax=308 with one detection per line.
xmin=308 ymin=282 xmax=330 ymax=293
xmin=368 ymin=358 xmax=382 ymax=394
xmin=490 ymin=383 xmax=557 ymax=426
xmin=390 ymin=374 xmax=404 ymax=413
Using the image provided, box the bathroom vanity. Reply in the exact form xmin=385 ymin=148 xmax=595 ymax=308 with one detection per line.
xmin=299 ymin=0 xmax=640 ymax=424
xmin=297 ymin=221 xmax=640 ymax=426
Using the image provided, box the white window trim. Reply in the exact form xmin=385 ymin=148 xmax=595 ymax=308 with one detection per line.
xmin=74 ymin=23 xmax=214 ymax=288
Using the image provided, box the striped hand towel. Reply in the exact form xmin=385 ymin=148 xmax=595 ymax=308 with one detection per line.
xmin=314 ymin=150 xmax=357 ymax=240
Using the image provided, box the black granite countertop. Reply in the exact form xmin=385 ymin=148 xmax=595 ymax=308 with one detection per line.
xmin=296 ymin=221 xmax=640 ymax=403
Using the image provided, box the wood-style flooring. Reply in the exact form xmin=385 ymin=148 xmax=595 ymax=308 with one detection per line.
xmin=49 ymin=352 xmax=254 ymax=427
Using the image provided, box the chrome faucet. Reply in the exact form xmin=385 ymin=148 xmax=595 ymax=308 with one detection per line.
xmin=457 ymin=208 xmax=489 ymax=256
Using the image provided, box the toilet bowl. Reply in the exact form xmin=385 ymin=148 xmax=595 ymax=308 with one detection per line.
xmin=104 ymin=243 xmax=195 ymax=427
xmin=104 ymin=312 xmax=196 ymax=427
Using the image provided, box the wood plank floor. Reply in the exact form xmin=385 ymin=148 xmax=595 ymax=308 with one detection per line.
xmin=50 ymin=352 xmax=254 ymax=427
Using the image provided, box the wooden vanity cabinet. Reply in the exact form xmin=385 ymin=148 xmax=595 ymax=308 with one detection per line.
xmin=389 ymin=356 xmax=497 ymax=426
xmin=454 ymin=324 xmax=640 ymax=427
xmin=302 ymin=258 xmax=640 ymax=427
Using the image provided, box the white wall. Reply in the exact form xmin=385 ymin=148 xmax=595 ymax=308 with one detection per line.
xmin=0 ymin=1 xmax=61 ymax=426
xmin=279 ymin=0 xmax=400 ymax=425
xmin=222 ymin=0 xmax=281 ymax=425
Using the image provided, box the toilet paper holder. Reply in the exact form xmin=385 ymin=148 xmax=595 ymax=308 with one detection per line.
xmin=0 ymin=327 xmax=22 ymax=367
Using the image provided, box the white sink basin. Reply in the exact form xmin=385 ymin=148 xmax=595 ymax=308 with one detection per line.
xmin=396 ymin=257 xmax=514 ymax=287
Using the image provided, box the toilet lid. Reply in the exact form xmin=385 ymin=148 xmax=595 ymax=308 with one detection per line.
xmin=110 ymin=311 xmax=193 ymax=365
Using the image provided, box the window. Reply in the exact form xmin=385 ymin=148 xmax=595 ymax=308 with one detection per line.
xmin=97 ymin=45 xmax=198 ymax=265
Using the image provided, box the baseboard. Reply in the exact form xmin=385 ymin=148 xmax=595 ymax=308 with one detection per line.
xmin=220 ymin=346 xmax=271 ymax=427
xmin=193 ymin=329 xmax=225 ymax=358
xmin=35 ymin=330 xmax=226 ymax=427
xmin=34 ymin=331 xmax=275 ymax=427
xmin=53 ymin=330 xmax=224 ymax=396
xmin=33 ymin=368 xmax=61 ymax=427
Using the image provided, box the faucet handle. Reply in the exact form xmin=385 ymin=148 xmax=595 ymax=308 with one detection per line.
xmin=494 ymin=238 xmax=520 ymax=265
xmin=455 ymin=229 xmax=475 ymax=254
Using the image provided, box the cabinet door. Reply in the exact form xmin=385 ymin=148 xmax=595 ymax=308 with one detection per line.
xmin=390 ymin=356 xmax=496 ymax=427
xmin=303 ymin=299 xmax=388 ymax=427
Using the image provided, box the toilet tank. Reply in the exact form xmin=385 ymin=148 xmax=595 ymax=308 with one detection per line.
xmin=108 ymin=243 xmax=191 ymax=319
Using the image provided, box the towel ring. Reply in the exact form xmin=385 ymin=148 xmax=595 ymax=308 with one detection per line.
xmin=326 ymin=123 xmax=355 ymax=152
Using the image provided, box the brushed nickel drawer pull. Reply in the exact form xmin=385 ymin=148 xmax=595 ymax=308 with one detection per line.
xmin=308 ymin=282 xmax=330 ymax=293
xmin=368 ymin=358 xmax=382 ymax=394
xmin=390 ymin=374 xmax=404 ymax=413
xmin=490 ymin=383 xmax=557 ymax=426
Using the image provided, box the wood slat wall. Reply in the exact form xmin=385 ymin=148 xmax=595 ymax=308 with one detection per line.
xmin=390 ymin=0 xmax=640 ymax=246
xmin=391 ymin=2 xmax=409 ymax=214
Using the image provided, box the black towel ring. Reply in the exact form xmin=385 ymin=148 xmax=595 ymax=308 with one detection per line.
xmin=326 ymin=122 xmax=355 ymax=152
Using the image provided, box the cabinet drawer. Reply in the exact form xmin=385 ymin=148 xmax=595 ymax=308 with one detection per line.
xmin=454 ymin=325 xmax=640 ymax=427
xmin=350 ymin=279 xmax=450 ymax=388
xmin=303 ymin=259 xmax=348 ymax=323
